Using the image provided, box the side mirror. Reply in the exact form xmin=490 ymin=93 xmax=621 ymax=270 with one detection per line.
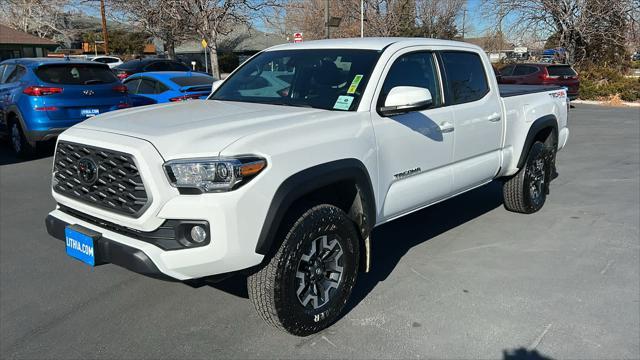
xmin=379 ymin=86 xmax=432 ymax=116
xmin=211 ymin=79 xmax=224 ymax=92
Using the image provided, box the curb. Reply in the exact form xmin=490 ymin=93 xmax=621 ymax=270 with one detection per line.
xmin=572 ymin=99 xmax=640 ymax=108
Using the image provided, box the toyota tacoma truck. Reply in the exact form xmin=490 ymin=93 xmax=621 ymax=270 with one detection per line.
xmin=45 ymin=38 xmax=569 ymax=336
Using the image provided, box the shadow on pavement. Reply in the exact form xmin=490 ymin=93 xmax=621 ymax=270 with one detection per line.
xmin=503 ymin=347 xmax=554 ymax=360
xmin=206 ymin=181 xmax=504 ymax=308
xmin=343 ymin=180 xmax=504 ymax=314
xmin=0 ymin=139 xmax=55 ymax=166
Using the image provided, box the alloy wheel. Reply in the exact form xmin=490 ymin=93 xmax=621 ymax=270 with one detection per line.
xmin=295 ymin=235 xmax=344 ymax=310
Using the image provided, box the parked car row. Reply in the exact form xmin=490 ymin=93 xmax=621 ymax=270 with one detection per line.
xmin=0 ymin=57 xmax=215 ymax=156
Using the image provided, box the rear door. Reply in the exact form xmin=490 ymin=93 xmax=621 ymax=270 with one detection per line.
xmin=34 ymin=63 xmax=128 ymax=121
xmin=439 ymin=51 xmax=503 ymax=191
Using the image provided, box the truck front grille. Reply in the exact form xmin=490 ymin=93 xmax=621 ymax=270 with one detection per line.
xmin=53 ymin=141 xmax=150 ymax=217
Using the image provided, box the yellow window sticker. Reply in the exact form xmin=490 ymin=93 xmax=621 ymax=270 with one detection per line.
xmin=347 ymin=74 xmax=364 ymax=94
xmin=333 ymin=95 xmax=354 ymax=110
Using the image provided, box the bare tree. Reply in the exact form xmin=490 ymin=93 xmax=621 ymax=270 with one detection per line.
xmin=416 ymin=0 xmax=464 ymax=39
xmin=0 ymin=0 xmax=75 ymax=45
xmin=481 ymin=0 xmax=639 ymax=65
xmin=174 ymin=0 xmax=282 ymax=78
xmin=109 ymin=0 xmax=191 ymax=58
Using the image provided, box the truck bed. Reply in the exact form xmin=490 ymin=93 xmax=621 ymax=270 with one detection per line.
xmin=499 ymin=84 xmax=564 ymax=97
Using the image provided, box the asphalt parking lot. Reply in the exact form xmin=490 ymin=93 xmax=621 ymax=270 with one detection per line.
xmin=0 ymin=104 xmax=638 ymax=359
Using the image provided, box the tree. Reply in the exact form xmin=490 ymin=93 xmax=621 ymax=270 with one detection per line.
xmin=0 ymin=0 xmax=75 ymax=45
xmin=82 ymin=30 xmax=150 ymax=56
xmin=109 ymin=0 xmax=191 ymax=59
xmin=175 ymin=0 xmax=282 ymax=78
xmin=415 ymin=0 xmax=464 ymax=39
xmin=481 ymin=0 xmax=639 ymax=65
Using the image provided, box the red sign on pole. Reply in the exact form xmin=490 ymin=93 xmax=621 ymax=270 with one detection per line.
xmin=293 ymin=32 xmax=303 ymax=43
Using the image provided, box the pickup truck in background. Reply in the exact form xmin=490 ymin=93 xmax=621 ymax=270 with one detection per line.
xmin=45 ymin=38 xmax=569 ymax=336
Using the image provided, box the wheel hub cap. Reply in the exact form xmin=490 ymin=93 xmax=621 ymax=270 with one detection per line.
xmin=295 ymin=235 xmax=344 ymax=310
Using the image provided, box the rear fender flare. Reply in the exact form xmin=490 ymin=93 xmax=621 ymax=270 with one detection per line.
xmin=517 ymin=115 xmax=558 ymax=169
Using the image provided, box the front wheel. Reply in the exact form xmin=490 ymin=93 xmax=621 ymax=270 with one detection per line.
xmin=247 ymin=204 xmax=360 ymax=336
xmin=503 ymin=141 xmax=550 ymax=214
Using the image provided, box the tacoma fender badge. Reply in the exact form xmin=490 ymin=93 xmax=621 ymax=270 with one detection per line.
xmin=394 ymin=167 xmax=421 ymax=179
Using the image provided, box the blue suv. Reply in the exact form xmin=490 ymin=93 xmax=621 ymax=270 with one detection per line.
xmin=0 ymin=58 xmax=131 ymax=156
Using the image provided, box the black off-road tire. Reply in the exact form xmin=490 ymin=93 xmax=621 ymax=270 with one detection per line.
xmin=9 ymin=120 xmax=35 ymax=158
xmin=247 ymin=204 xmax=360 ymax=336
xmin=503 ymin=141 xmax=550 ymax=214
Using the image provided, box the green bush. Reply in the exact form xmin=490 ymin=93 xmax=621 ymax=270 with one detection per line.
xmin=578 ymin=65 xmax=640 ymax=102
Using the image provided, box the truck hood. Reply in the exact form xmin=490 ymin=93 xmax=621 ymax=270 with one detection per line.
xmin=74 ymin=100 xmax=326 ymax=160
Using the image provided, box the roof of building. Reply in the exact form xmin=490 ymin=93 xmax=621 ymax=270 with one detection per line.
xmin=0 ymin=24 xmax=58 ymax=46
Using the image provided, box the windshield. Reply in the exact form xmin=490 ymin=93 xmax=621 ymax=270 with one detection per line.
xmin=211 ymin=49 xmax=380 ymax=111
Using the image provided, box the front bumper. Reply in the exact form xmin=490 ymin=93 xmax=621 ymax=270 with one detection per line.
xmin=48 ymin=128 xmax=268 ymax=281
xmin=45 ymin=214 xmax=173 ymax=281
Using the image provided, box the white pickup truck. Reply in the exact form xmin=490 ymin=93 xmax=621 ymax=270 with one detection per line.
xmin=46 ymin=38 xmax=569 ymax=336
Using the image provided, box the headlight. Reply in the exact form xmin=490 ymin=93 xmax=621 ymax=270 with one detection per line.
xmin=164 ymin=156 xmax=266 ymax=193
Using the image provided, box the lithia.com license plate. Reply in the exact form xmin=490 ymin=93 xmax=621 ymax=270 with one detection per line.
xmin=65 ymin=225 xmax=101 ymax=266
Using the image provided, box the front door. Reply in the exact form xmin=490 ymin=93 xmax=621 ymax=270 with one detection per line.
xmin=370 ymin=50 xmax=455 ymax=221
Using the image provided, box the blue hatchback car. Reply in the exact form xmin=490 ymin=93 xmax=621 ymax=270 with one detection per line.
xmin=123 ymin=71 xmax=215 ymax=106
xmin=0 ymin=58 xmax=131 ymax=156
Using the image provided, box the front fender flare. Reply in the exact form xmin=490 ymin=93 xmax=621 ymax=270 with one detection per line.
xmin=254 ymin=158 xmax=376 ymax=255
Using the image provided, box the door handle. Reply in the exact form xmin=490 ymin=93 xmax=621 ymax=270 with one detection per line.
xmin=488 ymin=113 xmax=501 ymax=122
xmin=439 ymin=121 xmax=455 ymax=133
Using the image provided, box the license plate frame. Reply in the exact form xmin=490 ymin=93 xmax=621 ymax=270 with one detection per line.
xmin=65 ymin=224 xmax=101 ymax=266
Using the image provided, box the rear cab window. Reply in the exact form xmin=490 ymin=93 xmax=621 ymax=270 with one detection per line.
xmin=35 ymin=63 xmax=119 ymax=85
xmin=439 ymin=51 xmax=489 ymax=104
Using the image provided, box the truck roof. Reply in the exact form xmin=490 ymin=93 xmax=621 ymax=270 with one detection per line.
xmin=267 ymin=37 xmax=481 ymax=52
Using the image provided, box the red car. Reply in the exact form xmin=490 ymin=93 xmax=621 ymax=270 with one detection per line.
xmin=498 ymin=63 xmax=579 ymax=100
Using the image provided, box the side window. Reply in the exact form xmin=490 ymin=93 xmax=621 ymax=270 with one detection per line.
xmin=93 ymin=58 xmax=108 ymax=64
xmin=380 ymin=52 xmax=441 ymax=107
xmin=440 ymin=51 xmax=489 ymax=105
xmin=0 ymin=65 xmax=6 ymax=83
xmin=124 ymin=78 xmax=141 ymax=94
xmin=137 ymin=78 xmax=157 ymax=94
xmin=5 ymin=65 xmax=26 ymax=83
xmin=1 ymin=65 xmax=16 ymax=83
xmin=155 ymin=81 xmax=168 ymax=93
xmin=526 ymin=66 xmax=540 ymax=75
xmin=500 ymin=65 xmax=515 ymax=76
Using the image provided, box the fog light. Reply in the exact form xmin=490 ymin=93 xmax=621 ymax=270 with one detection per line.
xmin=190 ymin=225 xmax=207 ymax=243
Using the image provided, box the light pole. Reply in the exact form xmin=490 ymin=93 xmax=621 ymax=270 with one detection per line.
xmin=360 ymin=0 xmax=364 ymax=38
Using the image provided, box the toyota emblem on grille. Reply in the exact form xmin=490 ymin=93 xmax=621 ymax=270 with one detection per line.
xmin=77 ymin=157 xmax=99 ymax=185
xmin=82 ymin=90 xmax=95 ymax=96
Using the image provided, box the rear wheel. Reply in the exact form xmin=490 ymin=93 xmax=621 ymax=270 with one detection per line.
xmin=247 ymin=204 xmax=359 ymax=336
xmin=503 ymin=141 xmax=549 ymax=214
xmin=9 ymin=121 xmax=35 ymax=158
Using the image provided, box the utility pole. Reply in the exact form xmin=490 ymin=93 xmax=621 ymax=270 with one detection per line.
xmin=100 ymin=0 xmax=109 ymax=54
xmin=325 ymin=0 xmax=330 ymax=39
